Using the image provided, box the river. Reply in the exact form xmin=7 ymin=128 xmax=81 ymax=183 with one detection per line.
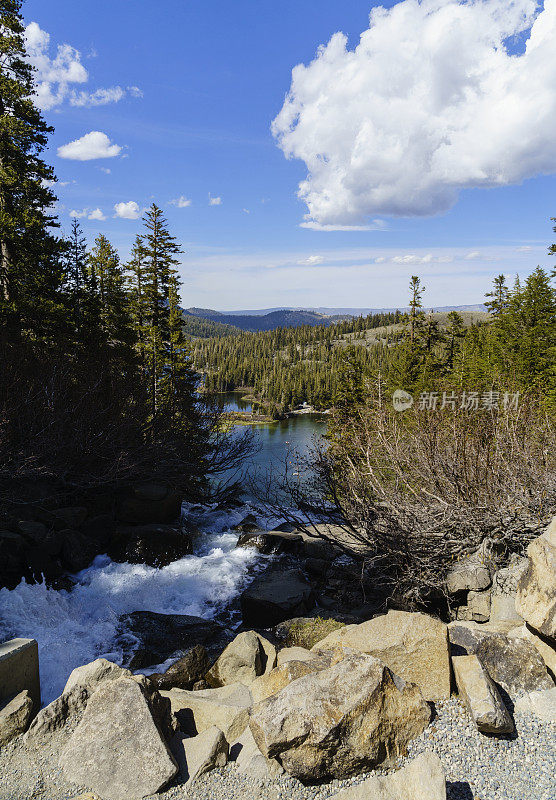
xmin=0 ymin=399 xmax=327 ymax=705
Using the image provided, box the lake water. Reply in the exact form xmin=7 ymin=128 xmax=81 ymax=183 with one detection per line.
xmin=0 ymin=396 xmax=328 ymax=704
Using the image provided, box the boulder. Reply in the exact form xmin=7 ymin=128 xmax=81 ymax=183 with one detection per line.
xmin=206 ymin=631 xmax=276 ymax=688
xmin=60 ymin=529 xmax=99 ymax=572
xmin=81 ymin=514 xmax=115 ymax=548
xmin=108 ymin=524 xmax=193 ymax=568
xmin=514 ymin=688 xmax=556 ymax=721
xmin=249 ymin=653 xmax=431 ymax=782
xmin=116 ymin=483 xmax=182 ymax=525
xmin=241 ymin=570 xmax=315 ymax=627
xmin=328 ymin=751 xmax=446 ymax=800
xmin=312 ymin=610 xmax=451 ymax=701
xmin=233 ymin=514 xmax=260 ymax=533
xmin=52 ymin=506 xmax=88 ymax=529
xmin=448 ymin=622 xmax=554 ymax=697
xmin=170 ymin=726 xmax=228 ymax=786
xmin=509 ymin=625 xmax=556 ymax=678
xmin=490 ymin=557 xmax=527 ymax=627
xmin=452 ymin=655 xmax=514 ymax=735
xmin=161 ymin=682 xmax=252 ymax=743
xmin=276 ymin=646 xmax=319 ymax=666
xmin=273 ymin=616 xmax=345 ymax=649
xmin=60 ymin=677 xmax=177 ymax=800
xmin=250 ymin=660 xmax=321 ymax=704
xmin=0 ymin=691 xmax=34 ymax=746
xmin=150 ymin=645 xmax=210 ymax=691
xmin=456 ymin=589 xmax=492 ymax=623
xmin=26 ymin=659 xmax=131 ymax=741
xmin=231 ymin=727 xmax=284 ymax=780
xmin=515 ymin=520 xmax=556 ymax=640
xmin=236 ymin=531 xmax=303 ymax=555
xmin=446 ymin=559 xmax=491 ymax=594
xmin=120 ymin=610 xmax=226 ymax=669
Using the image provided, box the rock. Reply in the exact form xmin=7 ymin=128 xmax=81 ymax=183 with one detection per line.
xmin=446 ymin=559 xmax=491 ymax=594
xmin=16 ymin=520 xmax=47 ymax=539
xmin=116 ymin=483 xmax=182 ymax=525
xmin=206 ymin=631 xmax=276 ymax=688
xmin=233 ymin=514 xmax=260 ymax=533
xmin=449 ymin=622 xmax=554 ymax=697
xmin=150 ymin=646 xmax=210 ymax=691
xmin=273 ymin=616 xmax=345 ymax=649
xmin=52 ymin=506 xmax=88 ymax=529
xmin=456 ymin=589 xmax=492 ymax=623
xmin=249 ymin=653 xmax=431 ymax=782
xmin=81 ymin=514 xmax=115 ymax=548
xmin=60 ymin=677 xmax=177 ymax=800
xmin=26 ymin=659 xmax=131 ymax=740
xmin=161 ymin=682 xmax=252 ymax=743
xmin=328 ymin=751 xmax=446 ymax=800
xmin=515 ymin=520 xmax=556 ymax=640
xmin=509 ymin=625 xmax=556 ymax=678
xmin=304 ymin=557 xmax=329 ymax=577
xmin=60 ymin=529 xmax=99 ymax=572
xmin=514 ymin=688 xmax=556 ymax=721
xmin=231 ymin=727 xmax=284 ymax=780
xmin=0 ymin=638 xmax=40 ymax=709
xmin=108 ymin=524 xmax=193 ymax=568
xmin=170 ymin=726 xmax=228 ymax=786
xmin=276 ymin=646 xmax=319 ymax=666
xmin=0 ymin=691 xmax=34 ymax=746
xmin=241 ymin=569 xmax=315 ymax=627
xmin=236 ymin=531 xmax=303 ymax=555
xmin=452 ymin=655 xmax=514 ymax=735
xmin=120 ymin=610 xmax=226 ymax=669
xmin=490 ymin=557 xmax=527 ymax=626
xmin=312 ymin=610 xmax=451 ymax=701
xmin=250 ymin=660 xmax=322 ymax=704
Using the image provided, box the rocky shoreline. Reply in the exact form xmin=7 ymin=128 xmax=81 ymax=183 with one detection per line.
xmin=0 ymin=516 xmax=555 ymax=800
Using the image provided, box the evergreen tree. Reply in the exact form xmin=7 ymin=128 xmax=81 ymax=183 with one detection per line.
xmin=88 ymin=234 xmax=134 ymax=360
xmin=0 ymin=0 xmax=63 ymax=341
xmin=485 ymin=274 xmax=509 ymax=316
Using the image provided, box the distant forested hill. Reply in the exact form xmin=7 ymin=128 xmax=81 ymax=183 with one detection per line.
xmin=185 ymin=307 xmax=350 ymax=332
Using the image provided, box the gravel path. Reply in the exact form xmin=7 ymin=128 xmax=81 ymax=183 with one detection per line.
xmin=0 ymin=700 xmax=554 ymax=800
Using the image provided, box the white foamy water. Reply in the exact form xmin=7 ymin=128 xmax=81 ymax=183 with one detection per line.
xmin=0 ymin=503 xmax=271 ymax=705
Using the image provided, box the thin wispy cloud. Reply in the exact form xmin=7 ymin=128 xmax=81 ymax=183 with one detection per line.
xmin=170 ymin=196 xmax=193 ymax=208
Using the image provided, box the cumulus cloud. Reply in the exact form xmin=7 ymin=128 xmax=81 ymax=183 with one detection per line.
xmin=209 ymin=195 xmax=222 ymax=206
xmin=170 ymin=195 xmax=192 ymax=208
xmin=114 ymin=201 xmax=142 ymax=220
xmin=24 ymin=22 xmax=141 ymax=110
xmin=58 ymin=131 xmax=122 ymax=161
xmin=298 ymin=255 xmax=325 ymax=265
xmin=272 ymin=0 xmax=556 ymax=225
xmin=70 ymin=207 xmax=107 ymax=221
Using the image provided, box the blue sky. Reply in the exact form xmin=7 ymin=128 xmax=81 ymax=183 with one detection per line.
xmin=24 ymin=0 xmax=556 ymax=310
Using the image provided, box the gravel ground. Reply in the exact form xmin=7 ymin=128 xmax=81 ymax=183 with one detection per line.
xmin=0 ymin=700 xmax=554 ymax=800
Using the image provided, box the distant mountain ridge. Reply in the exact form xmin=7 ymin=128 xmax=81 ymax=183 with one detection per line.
xmin=184 ymin=303 xmax=487 ymax=333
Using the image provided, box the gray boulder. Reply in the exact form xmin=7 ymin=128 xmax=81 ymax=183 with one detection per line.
xmin=162 ymin=682 xmax=252 ymax=743
xmin=231 ymin=727 xmax=284 ymax=780
xmin=329 ymin=751 xmax=446 ymax=800
xmin=446 ymin=559 xmax=491 ymax=594
xmin=515 ymin=520 xmax=556 ymax=640
xmin=170 ymin=726 xmax=228 ymax=786
xmin=60 ymin=677 xmax=177 ymax=800
xmin=456 ymin=589 xmax=492 ymax=623
xmin=0 ymin=691 xmax=34 ymax=746
xmin=249 ymin=653 xmax=431 ymax=781
xmin=452 ymin=655 xmax=514 ymax=735
xmin=514 ymin=688 xmax=556 ymax=721
xmin=150 ymin=645 xmax=210 ymax=691
xmin=490 ymin=557 xmax=527 ymax=627
xmin=108 ymin=524 xmax=193 ymax=568
xmin=236 ymin=531 xmax=303 ymax=555
xmin=241 ymin=569 xmax=315 ymax=627
xmin=206 ymin=631 xmax=276 ymax=688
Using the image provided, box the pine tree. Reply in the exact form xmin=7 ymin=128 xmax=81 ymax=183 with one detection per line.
xmin=0 ymin=0 xmax=63 ymax=341
xmin=485 ymin=274 xmax=509 ymax=316
xmin=88 ymin=234 xmax=134 ymax=360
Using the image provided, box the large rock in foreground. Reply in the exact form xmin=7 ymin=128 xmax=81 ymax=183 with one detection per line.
xmin=241 ymin=569 xmax=315 ymax=627
xmin=60 ymin=677 xmax=177 ymax=800
xmin=329 ymin=751 xmax=446 ymax=800
xmin=452 ymin=655 xmax=514 ymax=735
xmin=312 ymin=610 xmax=450 ymax=701
xmin=516 ymin=520 xmax=556 ymax=640
xmin=170 ymin=726 xmax=228 ymax=786
xmin=206 ymin=631 xmax=276 ymax=688
xmin=249 ymin=653 xmax=431 ymax=782
xmin=0 ymin=690 xmax=34 ymax=746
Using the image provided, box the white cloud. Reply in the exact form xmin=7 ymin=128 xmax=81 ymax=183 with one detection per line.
xmin=272 ymin=0 xmax=556 ymax=224
xmin=114 ymin=201 xmax=142 ymax=220
xmin=58 ymin=131 xmax=122 ymax=161
xmin=170 ymin=195 xmax=192 ymax=208
xmin=24 ymin=22 xmax=141 ymax=110
xmin=298 ymin=254 xmax=325 ymax=265
xmin=69 ymin=208 xmax=88 ymax=219
xmin=465 ymin=251 xmax=482 ymax=260
xmin=88 ymin=208 xmax=106 ymax=221
xmin=516 ymin=245 xmax=533 ymax=251
xmin=100 ymin=167 xmax=111 ymax=174
xmin=243 ymin=208 xmax=251 ymax=214
xmin=376 ymin=253 xmax=453 ymax=265
xmin=209 ymin=195 xmax=222 ymax=206
xmin=300 ymin=221 xmax=385 ymax=232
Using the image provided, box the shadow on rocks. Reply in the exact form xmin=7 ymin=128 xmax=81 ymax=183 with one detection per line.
xmin=447 ymin=781 xmax=474 ymax=800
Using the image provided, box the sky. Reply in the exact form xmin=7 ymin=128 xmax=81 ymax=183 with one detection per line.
xmin=23 ymin=0 xmax=556 ymax=310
